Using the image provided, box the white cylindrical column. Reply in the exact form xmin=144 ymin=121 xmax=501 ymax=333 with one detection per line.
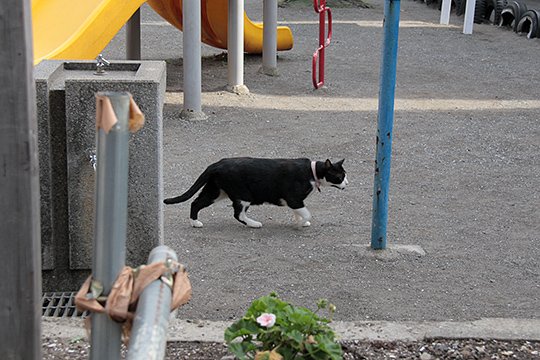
xmin=228 ymin=0 xmax=249 ymax=94
xmin=463 ymin=0 xmax=476 ymax=34
xmin=182 ymin=0 xmax=206 ymax=119
xmin=261 ymin=0 xmax=278 ymax=76
xmin=440 ymin=0 xmax=452 ymax=25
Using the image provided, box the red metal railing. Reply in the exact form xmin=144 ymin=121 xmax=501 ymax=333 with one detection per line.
xmin=312 ymin=0 xmax=332 ymax=89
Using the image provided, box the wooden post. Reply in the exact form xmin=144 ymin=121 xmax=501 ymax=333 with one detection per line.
xmin=0 ymin=0 xmax=42 ymax=359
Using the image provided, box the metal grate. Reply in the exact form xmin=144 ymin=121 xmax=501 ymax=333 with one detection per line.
xmin=42 ymin=292 xmax=88 ymax=318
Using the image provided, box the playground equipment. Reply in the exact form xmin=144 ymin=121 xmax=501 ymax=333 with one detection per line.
xmin=147 ymin=0 xmax=293 ymax=53
xmin=32 ymin=0 xmax=292 ymax=117
xmin=31 ymin=0 xmax=294 ymax=65
xmin=312 ymin=0 xmax=332 ymax=89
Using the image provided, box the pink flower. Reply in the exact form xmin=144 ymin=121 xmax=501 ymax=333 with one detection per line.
xmin=256 ymin=313 xmax=276 ymax=328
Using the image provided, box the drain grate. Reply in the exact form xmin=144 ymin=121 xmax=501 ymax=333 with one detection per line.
xmin=42 ymin=292 xmax=88 ymax=318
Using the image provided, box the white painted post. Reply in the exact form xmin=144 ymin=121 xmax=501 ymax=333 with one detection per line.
xmin=463 ymin=0 xmax=476 ymax=34
xmin=182 ymin=0 xmax=206 ymax=119
xmin=228 ymin=0 xmax=249 ymax=94
xmin=440 ymin=0 xmax=452 ymax=25
xmin=261 ymin=0 xmax=279 ymax=76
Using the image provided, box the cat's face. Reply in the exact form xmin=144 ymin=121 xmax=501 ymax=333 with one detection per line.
xmin=322 ymin=159 xmax=348 ymax=190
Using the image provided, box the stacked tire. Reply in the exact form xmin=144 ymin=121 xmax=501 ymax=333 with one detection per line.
xmin=515 ymin=9 xmax=540 ymax=38
xmin=499 ymin=1 xmax=540 ymax=38
xmin=499 ymin=1 xmax=527 ymax=30
xmin=486 ymin=0 xmax=508 ymax=24
xmin=447 ymin=0 xmax=508 ymax=24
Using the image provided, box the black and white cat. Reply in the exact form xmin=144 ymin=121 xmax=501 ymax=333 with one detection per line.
xmin=164 ymin=157 xmax=348 ymax=228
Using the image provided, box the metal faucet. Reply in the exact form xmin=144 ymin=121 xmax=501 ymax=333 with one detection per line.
xmin=95 ymin=54 xmax=110 ymax=75
xmin=87 ymin=148 xmax=97 ymax=170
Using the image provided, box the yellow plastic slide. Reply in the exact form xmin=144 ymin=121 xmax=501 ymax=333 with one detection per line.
xmin=32 ymin=0 xmax=293 ymax=65
xmin=146 ymin=0 xmax=293 ymax=54
xmin=32 ymin=0 xmax=146 ymax=64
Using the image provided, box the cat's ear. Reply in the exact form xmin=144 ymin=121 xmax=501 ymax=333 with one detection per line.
xmin=336 ymin=159 xmax=345 ymax=166
xmin=324 ymin=159 xmax=332 ymax=168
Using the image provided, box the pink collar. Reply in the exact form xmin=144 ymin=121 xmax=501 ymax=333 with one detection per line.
xmin=311 ymin=161 xmax=321 ymax=192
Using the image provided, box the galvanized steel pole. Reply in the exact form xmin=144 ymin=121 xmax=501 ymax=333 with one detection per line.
xmin=228 ymin=0 xmax=249 ymax=94
xmin=262 ymin=0 xmax=278 ymax=76
xmin=182 ymin=0 xmax=205 ymax=119
xmin=90 ymin=92 xmax=131 ymax=360
xmin=370 ymin=0 xmax=400 ymax=250
xmin=127 ymin=245 xmax=179 ymax=360
xmin=127 ymin=9 xmax=141 ymax=60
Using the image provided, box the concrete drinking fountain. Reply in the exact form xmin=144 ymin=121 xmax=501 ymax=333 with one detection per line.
xmin=35 ymin=58 xmax=166 ymax=291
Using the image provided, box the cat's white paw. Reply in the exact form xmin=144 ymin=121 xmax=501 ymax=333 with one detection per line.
xmin=190 ymin=219 xmax=203 ymax=228
xmin=293 ymin=207 xmax=312 ymax=228
xmin=246 ymin=220 xmax=263 ymax=228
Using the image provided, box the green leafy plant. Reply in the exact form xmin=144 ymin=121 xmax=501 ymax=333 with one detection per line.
xmin=224 ymin=293 xmax=342 ymax=360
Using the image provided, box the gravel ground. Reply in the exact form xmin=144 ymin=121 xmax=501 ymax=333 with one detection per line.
xmin=42 ymin=337 xmax=540 ymax=359
xmin=74 ymin=0 xmax=540 ymax=325
xmin=40 ymin=0 xmax=539 ymax=357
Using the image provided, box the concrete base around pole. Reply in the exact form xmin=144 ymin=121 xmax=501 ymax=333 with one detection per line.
xmin=343 ymin=244 xmax=426 ymax=260
xmin=259 ymin=65 xmax=280 ymax=76
xmin=229 ymin=84 xmax=250 ymax=95
xmin=180 ymin=109 xmax=208 ymax=120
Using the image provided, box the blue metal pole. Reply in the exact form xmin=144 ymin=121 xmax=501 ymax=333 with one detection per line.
xmin=371 ymin=0 xmax=401 ymax=250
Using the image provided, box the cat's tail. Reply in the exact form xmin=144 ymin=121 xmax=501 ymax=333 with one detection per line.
xmin=163 ymin=168 xmax=211 ymax=204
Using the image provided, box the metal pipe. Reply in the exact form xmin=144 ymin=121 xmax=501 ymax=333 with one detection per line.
xmin=312 ymin=0 xmax=332 ymax=89
xmin=262 ymin=0 xmax=278 ymax=76
xmin=317 ymin=0 xmax=326 ymax=86
xmin=127 ymin=9 xmax=141 ymax=60
xmin=127 ymin=246 xmax=179 ymax=360
xmin=182 ymin=0 xmax=205 ymax=119
xmin=90 ymin=92 xmax=131 ymax=360
xmin=228 ymin=0 xmax=249 ymax=94
xmin=370 ymin=0 xmax=400 ymax=250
